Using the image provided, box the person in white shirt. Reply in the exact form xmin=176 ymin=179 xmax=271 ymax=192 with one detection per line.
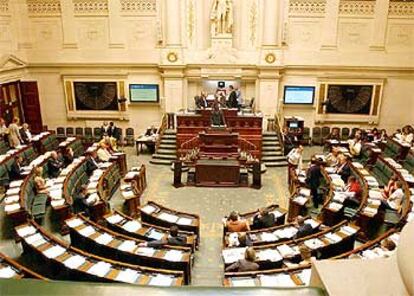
xmin=97 ymin=142 xmax=112 ymax=162
xmin=381 ymin=181 xmax=404 ymax=211
xmin=401 ymin=126 xmax=413 ymax=145
xmin=348 ymin=134 xmax=362 ymax=157
xmin=287 ymin=145 xmax=304 ymax=171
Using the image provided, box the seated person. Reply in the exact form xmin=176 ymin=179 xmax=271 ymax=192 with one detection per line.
xmin=380 ymin=181 xmax=404 ymax=211
xmin=325 ymin=128 xmax=340 ymax=141
xmin=225 ymin=211 xmax=250 ymax=232
xmin=380 ymin=238 xmax=397 ymax=253
xmin=138 ymin=226 xmax=187 ymax=247
xmin=326 ymin=147 xmax=341 ymax=166
xmin=336 ymin=154 xmax=351 ymax=183
xmin=344 ymin=176 xmax=362 ymax=206
xmin=252 ymin=208 xmax=276 ymax=229
xmin=19 ymin=123 xmax=32 ymax=144
xmin=298 ymin=244 xmax=314 ymax=265
xmin=401 ymin=126 xmax=413 ymax=145
xmin=348 ymin=134 xmax=362 ymax=157
xmin=73 ymin=184 xmax=98 ymax=215
xmin=63 ymin=147 xmax=74 ymax=167
xmin=85 ymin=151 xmax=99 ymax=175
xmin=34 ymin=175 xmax=49 ymax=195
xmin=97 ymin=142 xmax=112 ymax=162
xmin=382 ymin=174 xmax=398 ymax=199
xmin=9 ymin=156 xmax=24 ymax=180
xmin=99 ymin=135 xmax=117 ymax=153
xmin=145 ymin=125 xmax=158 ymax=137
xmin=48 ymin=151 xmax=63 ymax=178
xmin=237 ymin=233 xmax=252 ymax=247
xmin=225 ymin=247 xmax=259 ymax=272
xmin=293 ymin=216 xmax=313 ymax=239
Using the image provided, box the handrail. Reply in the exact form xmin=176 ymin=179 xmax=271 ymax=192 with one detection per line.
xmin=274 ymin=113 xmax=285 ymax=155
xmin=238 ymin=138 xmax=256 ymax=157
xmin=155 ymin=113 xmax=168 ymax=153
xmin=180 ymin=135 xmax=200 ymax=158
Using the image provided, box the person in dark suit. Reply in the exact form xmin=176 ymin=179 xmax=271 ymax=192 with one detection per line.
xmin=228 ymin=85 xmax=238 ymax=109
xmin=336 ymin=154 xmax=351 ymax=183
xmin=48 ymin=151 xmax=63 ymax=178
xmin=252 ymin=208 xmax=276 ymax=229
xmin=145 ymin=125 xmax=158 ymax=137
xmin=306 ymin=157 xmax=323 ymax=208
xmin=72 ymin=184 xmax=97 ymax=215
xmin=9 ymin=156 xmax=24 ymax=180
xmin=225 ymin=247 xmax=259 ymax=272
xmin=63 ymin=147 xmax=74 ymax=167
xmin=19 ymin=123 xmax=32 ymax=144
xmin=138 ymin=226 xmax=187 ymax=247
xmin=294 ymin=216 xmax=313 ymax=239
xmin=85 ymin=151 xmax=99 ymax=175
xmin=100 ymin=121 xmax=110 ymax=137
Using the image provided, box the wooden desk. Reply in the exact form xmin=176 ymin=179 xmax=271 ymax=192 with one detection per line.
xmin=195 ymin=159 xmax=240 ymax=187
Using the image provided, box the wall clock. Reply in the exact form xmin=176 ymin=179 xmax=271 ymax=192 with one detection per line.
xmin=265 ymin=53 xmax=276 ymax=64
xmin=167 ymin=52 xmax=178 ymax=63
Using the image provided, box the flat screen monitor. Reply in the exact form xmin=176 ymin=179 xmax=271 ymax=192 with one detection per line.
xmin=289 ymin=122 xmax=299 ymax=128
xmin=129 ymin=84 xmax=159 ymax=103
xmin=284 ymin=86 xmax=315 ymax=105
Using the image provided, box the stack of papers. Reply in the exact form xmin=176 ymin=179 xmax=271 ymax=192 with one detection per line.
xmin=260 ymin=274 xmax=296 ymax=287
xmin=146 ymin=229 xmax=164 ymax=240
xmin=122 ymin=190 xmax=136 ymax=199
xmin=94 ymin=233 xmax=113 ymax=245
xmin=369 ymin=190 xmax=382 ymax=199
xmin=16 ymin=226 xmax=36 ymax=238
xmin=122 ymin=221 xmax=142 ymax=232
xmin=231 ymin=278 xmax=256 ymax=287
xmin=78 ymin=226 xmax=96 ymax=237
xmin=136 ymin=247 xmax=156 ymax=257
xmin=66 ymin=218 xmax=83 ymax=228
xmin=51 ymin=199 xmax=65 ymax=207
xmin=222 ymin=248 xmax=246 ymax=264
xmin=304 ymin=238 xmax=325 ymax=250
xmin=297 ymin=269 xmax=312 ymax=285
xmin=277 ymin=244 xmax=297 ymax=257
xmin=341 ymin=226 xmax=357 ymax=236
xmin=177 ymin=217 xmax=193 ymax=226
xmin=293 ymin=196 xmax=308 ymax=205
xmin=274 ymin=227 xmax=298 ymax=239
xmin=118 ymin=240 xmax=137 ymax=252
xmin=256 ymin=249 xmax=282 ymax=262
xmin=105 ymin=214 xmax=124 ymax=225
xmin=164 ymin=250 xmax=183 ymax=262
xmin=261 ymin=232 xmax=277 ymax=242
xmin=304 ymin=219 xmax=320 ymax=229
xmin=141 ymin=205 xmax=157 ymax=215
xmin=43 ymin=245 xmax=66 ymax=259
xmin=25 ymin=233 xmax=47 ymax=247
xmin=115 ymin=268 xmax=140 ymax=284
xmin=325 ymin=233 xmax=342 ymax=244
xmin=158 ymin=212 xmax=179 ymax=223
xmin=328 ymin=202 xmax=343 ymax=211
xmin=148 ymin=274 xmax=174 ymax=286
xmin=63 ymin=255 xmax=86 ymax=269
xmin=87 ymin=261 xmax=111 ymax=278
xmin=4 ymin=195 xmax=19 ymax=204
xmin=0 ymin=266 xmax=17 ymax=278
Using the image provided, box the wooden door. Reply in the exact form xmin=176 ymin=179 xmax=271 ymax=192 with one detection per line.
xmin=20 ymin=81 xmax=43 ymax=133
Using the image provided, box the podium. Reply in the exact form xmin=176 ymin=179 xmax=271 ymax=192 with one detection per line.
xmin=195 ymin=159 xmax=240 ymax=187
xmin=199 ymin=128 xmax=239 ymax=157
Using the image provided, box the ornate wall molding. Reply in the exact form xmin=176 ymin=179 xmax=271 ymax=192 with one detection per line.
xmin=26 ymin=0 xmax=61 ymax=15
xmin=389 ymin=1 xmax=414 ymax=17
xmin=186 ymin=0 xmax=195 ymax=45
xmin=289 ymin=0 xmax=326 ymax=16
xmin=0 ymin=0 xmax=8 ymax=14
xmin=339 ymin=0 xmax=375 ymax=16
xmin=249 ymin=0 xmax=258 ymax=46
xmin=120 ymin=0 xmax=156 ymax=14
xmin=73 ymin=0 xmax=108 ymax=15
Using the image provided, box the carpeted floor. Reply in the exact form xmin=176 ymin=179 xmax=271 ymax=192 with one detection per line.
xmin=0 ymin=145 xmax=323 ymax=286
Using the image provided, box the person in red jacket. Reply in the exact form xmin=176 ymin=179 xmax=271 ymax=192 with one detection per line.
xmin=344 ymin=176 xmax=362 ymax=206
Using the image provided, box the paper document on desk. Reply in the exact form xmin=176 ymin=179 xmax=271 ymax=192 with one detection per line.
xmin=304 ymin=219 xmax=320 ymax=229
xmin=177 ymin=217 xmax=193 ymax=226
xmin=16 ymin=226 xmax=36 ymax=238
xmin=66 ymin=218 xmax=83 ymax=228
xmin=136 ymin=247 xmax=156 ymax=257
xmin=231 ymin=278 xmax=256 ymax=287
xmin=118 ymin=240 xmax=137 ymax=253
xmin=222 ymin=247 xmax=246 ymax=264
xmin=146 ymin=229 xmax=164 ymax=240
xmin=78 ymin=226 xmax=96 ymax=237
xmin=274 ymin=227 xmax=297 ymax=239
xmin=271 ymin=210 xmax=283 ymax=218
xmin=122 ymin=190 xmax=136 ymax=199
xmin=164 ymin=250 xmax=183 ymax=262
xmin=43 ymin=245 xmax=66 ymax=259
xmin=340 ymin=225 xmax=357 ymax=235
xmin=158 ymin=212 xmax=179 ymax=223
xmin=105 ymin=214 xmax=124 ymax=224
xmin=63 ymin=255 xmax=86 ymax=269
xmin=87 ymin=261 xmax=111 ymax=278
xmin=260 ymin=274 xmax=296 ymax=287
xmin=297 ymin=269 xmax=312 ymax=285
xmin=369 ymin=190 xmax=382 ymax=199
xmin=6 ymin=187 xmax=20 ymax=196
xmin=148 ymin=274 xmax=174 ymax=286
xmin=141 ymin=204 xmax=157 ymax=215
xmin=324 ymin=232 xmax=342 ymax=243
xmin=5 ymin=203 xmax=21 ymax=212
xmin=94 ymin=233 xmax=113 ymax=245
xmin=293 ymin=196 xmax=308 ymax=205
xmin=277 ymin=244 xmax=297 ymax=257
xmin=4 ymin=195 xmax=19 ymax=204
xmin=25 ymin=233 xmax=47 ymax=247
xmin=125 ymin=172 xmax=139 ymax=180
xmin=51 ymin=199 xmax=65 ymax=207
xmin=116 ymin=268 xmax=140 ymax=284
xmin=260 ymin=232 xmax=277 ymax=242
xmin=9 ymin=180 xmax=24 ymax=188
xmin=304 ymin=238 xmax=325 ymax=250
xmin=256 ymin=249 xmax=282 ymax=262
xmin=122 ymin=220 xmax=142 ymax=232
xmin=0 ymin=266 xmax=17 ymax=279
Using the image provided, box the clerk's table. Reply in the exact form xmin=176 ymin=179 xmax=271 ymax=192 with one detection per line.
xmin=195 ymin=159 xmax=241 ymax=187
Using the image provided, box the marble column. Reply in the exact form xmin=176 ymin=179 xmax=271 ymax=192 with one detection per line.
xmin=320 ymin=0 xmax=340 ymax=50
xmin=61 ymin=0 xmax=78 ymax=48
xmin=262 ymin=0 xmax=279 ymax=47
xmin=256 ymin=69 xmax=280 ymax=127
xmin=108 ymin=0 xmax=125 ymax=48
xmin=165 ymin=0 xmax=182 ymax=47
xmin=370 ymin=0 xmax=390 ymax=51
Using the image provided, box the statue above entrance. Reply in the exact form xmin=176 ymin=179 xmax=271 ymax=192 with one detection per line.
xmin=210 ymin=0 xmax=233 ymax=38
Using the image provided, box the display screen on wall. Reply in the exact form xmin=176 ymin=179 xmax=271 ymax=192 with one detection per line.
xmin=326 ymin=85 xmax=373 ymax=115
xmin=74 ymin=82 xmax=119 ymax=111
xmin=284 ymin=86 xmax=315 ymax=104
xmin=129 ymin=84 xmax=159 ymax=103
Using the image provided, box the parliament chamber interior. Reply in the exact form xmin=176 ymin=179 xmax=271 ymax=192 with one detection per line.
xmin=0 ymin=0 xmax=413 ymax=295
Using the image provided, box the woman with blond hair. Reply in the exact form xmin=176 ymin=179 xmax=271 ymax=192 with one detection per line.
xmin=225 ymin=247 xmax=259 ymax=272
xmin=8 ymin=117 xmax=21 ymax=148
